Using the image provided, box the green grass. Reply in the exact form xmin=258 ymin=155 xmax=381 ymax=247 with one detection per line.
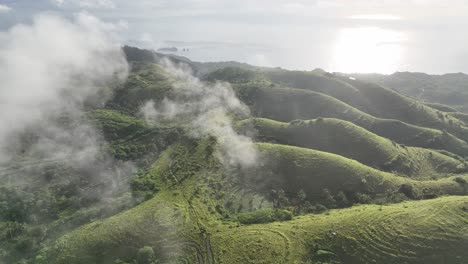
xmin=254 ymin=143 xmax=468 ymax=202
xmin=238 ymin=84 xmax=468 ymax=157
xmin=449 ymin=112 xmax=468 ymax=125
xmin=7 ymin=60 xmax=468 ymax=264
xmin=263 ymin=69 xmax=468 ymax=143
xmin=41 ymin=139 xmax=226 ymax=264
xmin=342 ymin=77 xmax=468 ymax=143
xmin=236 ymin=208 xmax=292 ymax=224
xmin=203 ymin=67 xmax=267 ymax=84
xmin=41 ymin=139 xmax=468 ymax=264
xmin=88 ymin=109 xmax=182 ymax=161
xmin=239 ymin=117 xmax=466 ymax=178
xmin=106 ymin=62 xmax=175 ymax=114
xmin=424 ymin=102 xmax=458 ymax=113
xmin=212 ymin=196 xmax=468 ymax=264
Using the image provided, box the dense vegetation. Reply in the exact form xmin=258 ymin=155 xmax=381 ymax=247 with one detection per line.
xmin=1 ymin=47 xmax=467 ymax=264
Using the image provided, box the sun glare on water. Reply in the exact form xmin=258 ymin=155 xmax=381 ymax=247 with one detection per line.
xmin=331 ymin=27 xmax=406 ymax=74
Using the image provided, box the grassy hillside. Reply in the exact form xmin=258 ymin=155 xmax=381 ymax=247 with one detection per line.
xmin=254 ymin=143 xmax=468 ymax=202
xmin=262 ymin=69 xmax=468 ymax=143
xmin=233 ymin=82 xmax=468 ymax=157
xmin=342 ymin=77 xmax=468 ymax=143
xmin=351 ymin=71 xmax=468 ymax=113
xmin=449 ymin=112 xmax=468 ymax=125
xmin=423 ymin=102 xmax=458 ymax=113
xmin=41 ymin=139 xmax=468 ymax=264
xmin=239 ymin=118 xmax=466 ymax=178
xmin=213 ymin=196 xmax=468 ymax=264
xmin=107 ymin=62 xmax=175 ymax=114
xmin=3 ymin=48 xmax=468 ymax=264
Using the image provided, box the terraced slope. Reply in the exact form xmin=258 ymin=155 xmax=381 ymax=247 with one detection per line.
xmin=239 ymin=118 xmax=466 ymax=178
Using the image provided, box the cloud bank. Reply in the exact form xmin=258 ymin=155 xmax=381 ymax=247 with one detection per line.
xmin=0 ymin=4 xmax=11 ymax=13
xmin=52 ymin=0 xmax=116 ymax=9
xmin=0 ymin=11 xmax=135 ymax=208
xmin=140 ymin=60 xmax=258 ymax=169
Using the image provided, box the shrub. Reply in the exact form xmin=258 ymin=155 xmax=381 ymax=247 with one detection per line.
xmin=399 ymin=184 xmax=415 ymax=199
xmin=237 ymin=208 xmax=292 ymax=224
xmin=454 ymin=177 xmax=467 ymax=185
xmin=335 ymin=191 xmax=350 ymax=208
xmin=320 ymin=189 xmax=336 ymax=208
xmin=302 ymin=203 xmax=328 ymax=214
xmin=136 ymin=246 xmax=158 ymax=264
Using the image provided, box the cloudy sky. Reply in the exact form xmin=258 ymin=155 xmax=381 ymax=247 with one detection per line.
xmin=1 ymin=0 xmax=468 ymax=74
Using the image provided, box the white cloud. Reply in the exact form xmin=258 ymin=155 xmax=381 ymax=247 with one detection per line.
xmin=349 ymin=14 xmax=402 ymax=20
xmin=79 ymin=0 xmax=115 ymax=9
xmin=139 ymin=32 xmax=153 ymax=42
xmin=140 ymin=59 xmax=258 ymax=169
xmin=52 ymin=0 xmax=116 ymax=9
xmin=0 ymin=12 xmax=128 ymax=163
xmin=0 ymin=4 xmax=12 ymax=13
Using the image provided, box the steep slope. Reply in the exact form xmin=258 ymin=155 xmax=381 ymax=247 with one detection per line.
xmin=423 ymin=102 xmax=458 ymax=113
xmin=254 ymin=143 xmax=468 ymax=201
xmin=264 ymin=69 xmax=468 ymax=143
xmin=449 ymin=112 xmax=468 ymax=125
xmin=342 ymin=77 xmax=468 ymax=143
xmin=107 ymin=62 xmax=175 ymax=114
xmin=351 ymin=71 xmax=468 ymax=113
xmin=213 ymin=196 xmax=468 ymax=264
xmin=234 ymin=82 xmax=468 ymax=157
xmin=5 ymin=49 xmax=467 ymax=264
xmin=42 ymin=139 xmax=468 ymax=264
xmin=239 ymin=118 xmax=466 ymax=178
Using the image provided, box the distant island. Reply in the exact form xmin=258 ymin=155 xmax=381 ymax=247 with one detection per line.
xmin=157 ymin=46 xmax=178 ymax=52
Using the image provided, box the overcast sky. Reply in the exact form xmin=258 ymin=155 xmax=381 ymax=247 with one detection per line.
xmin=1 ymin=0 xmax=468 ymax=74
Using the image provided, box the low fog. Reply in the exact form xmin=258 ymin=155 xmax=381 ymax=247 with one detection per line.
xmin=140 ymin=59 xmax=258 ymax=169
xmin=0 ymin=13 xmax=134 ymax=206
xmin=0 ymin=12 xmax=127 ymax=163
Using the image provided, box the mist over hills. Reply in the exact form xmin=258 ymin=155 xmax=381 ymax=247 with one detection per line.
xmin=1 ymin=45 xmax=468 ymax=264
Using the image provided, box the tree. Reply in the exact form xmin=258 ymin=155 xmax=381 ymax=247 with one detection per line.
xmin=136 ymin=246 xmax=158 ymax=264
xmin=297 ymin=189 xmax=307 ymax=203
xmin=276 ymin=189 xmax=289 ymax=208
xmin=320 ymin=189 xmax=336 ymax=208
xmin=335 ymin=191 xmax=350 ymax=208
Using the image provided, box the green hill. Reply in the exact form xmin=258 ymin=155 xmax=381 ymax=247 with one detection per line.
xmin=2 ymin=48 xmax=468 ymax=264
xmin=254 ymin=143 xmax=468 ymax=201
xmin=233 ymin=82 xmax=468 ymax=157
xmin=264 ymin=69 xmax=468 ymax=143
xmin=213 ymin=196 xmax=468 ymax=264
xmin=350 ymin=71 xmax=468 ymax=113
xmin=239 ymin=118 xmax=466 ymax=178
xmin=423 ymin=102 xmax=458 ymax=113
xmin=41 ymin=139 xmax=468 ymax=264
